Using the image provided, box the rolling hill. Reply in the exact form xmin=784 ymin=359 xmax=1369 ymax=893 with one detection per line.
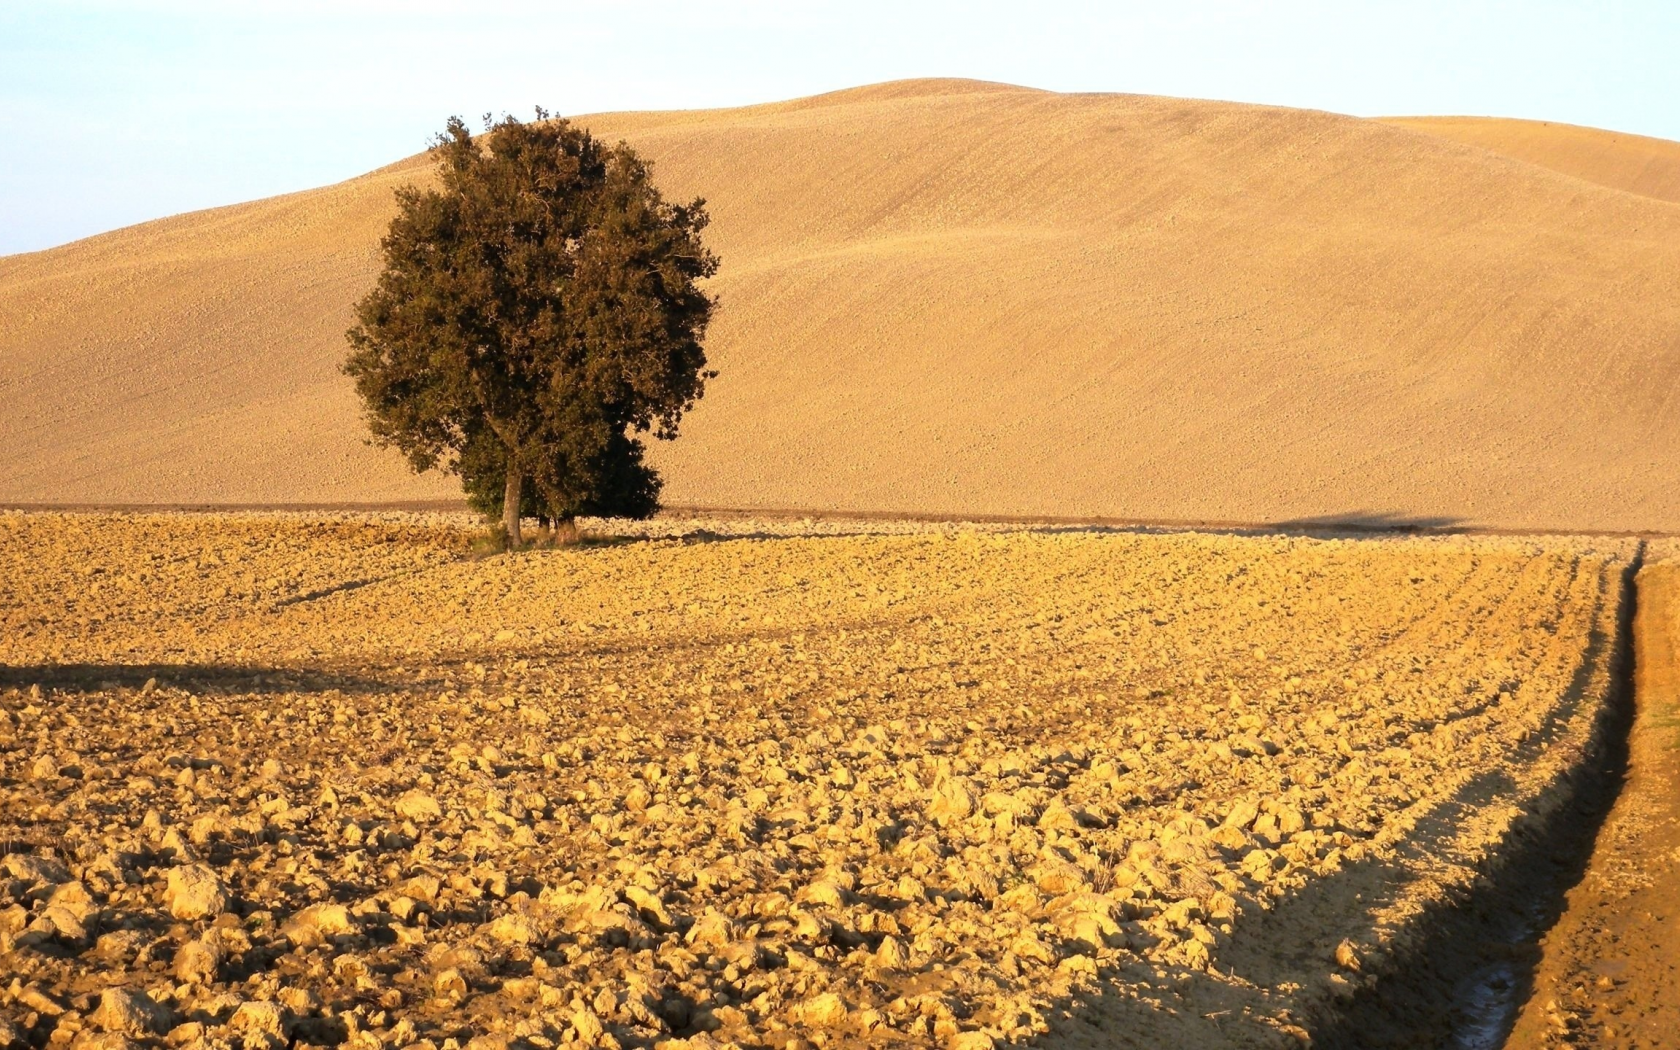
xmin=1377 ymin=115 xmax=1680 ymax=205
xmin=3 ymin=78 xmax=1679 ymax=530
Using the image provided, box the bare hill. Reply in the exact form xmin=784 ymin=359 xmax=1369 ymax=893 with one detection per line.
xmin=1381 ymin=115 xmax=1680 ymax=204
xmin=4 ymin=79 xmax=1680 ymax=530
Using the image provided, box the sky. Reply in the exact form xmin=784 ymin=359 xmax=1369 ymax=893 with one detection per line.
xmin=3 ymin=0 xmax=1677 ymax=256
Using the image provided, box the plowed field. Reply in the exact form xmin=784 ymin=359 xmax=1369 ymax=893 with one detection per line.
xmin=0 ymin=514 xmax=1637 ymax=1049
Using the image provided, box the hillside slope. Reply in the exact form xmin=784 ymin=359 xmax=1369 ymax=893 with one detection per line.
xmin=1381 ymin=115 xmax=1680 ymax=205
xmin=4 ymin=79 xmax=1680 ymax=529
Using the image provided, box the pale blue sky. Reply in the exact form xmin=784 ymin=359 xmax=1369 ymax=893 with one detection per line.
xmin=3 ymin=1 xmax=1676 ymax=256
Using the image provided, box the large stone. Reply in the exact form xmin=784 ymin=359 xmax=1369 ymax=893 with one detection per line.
xmin=3 ymin=853 xmax=70 ymax=886
xmin=36 ymin=905 xmax=88 ymax=944
xmin=47 ymin=881 xmax=95 ymax=920
xmin=229 ymin=1000 xmax=288 ymax=1044
xmin=570 ymin=1007 xmax=605 ymax=1045
xmin=927 ymin=777 xmax=978 ymax=821
xmin=175 ymin=934 xmax=226 ymax=983
xmin=793 ymin=992 xmax=849 ymax=1027
xmin=90 ymin=989 xmax=170 ymax=1036
xmin=1030 ymin=857 xmax=1088 ymax=895
xmin=874 ymin=935 xmax=909 ymax=969
xmin=487 ymin=912 xmax=537 ymax=945
xmin=685 ymin=908 xmax=734 ymax=949
xmin=283 ymin=903 xmax=354 ymax=946
xmin=164 ymin=865 xmax=229 ymax=920
xmin=1222 ymin=798 xmax=1261 ymax=829
xmin=394 ymin=789 xmax=443 ymax=822
xmin=1009 ymin=932 xmax=1058 ymax=966
xmin=624 ymin=885 xmax=672 ymax=925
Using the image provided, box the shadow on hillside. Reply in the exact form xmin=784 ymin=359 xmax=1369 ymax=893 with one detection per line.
xmin=650 ymin=512 xmax=1470 ymax=546
xmin=632 ymin=510 xmax=1472 ymax=546
xmin=1267 ymin=510 xmax=1465 ymax=535
xmin=0 ymin=662 xmax=390 ymax=696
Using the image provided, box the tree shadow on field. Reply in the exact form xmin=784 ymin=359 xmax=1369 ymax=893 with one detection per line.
xmin=1264 ymin=510 xmax=1465 ymax=536
xmin=667 ymin=527 xmax=874 ymax=545
xmin=625 ymin=512 xmax=1472 ymax=547
xmin=0 ymin=662 xmax=391 ymax=697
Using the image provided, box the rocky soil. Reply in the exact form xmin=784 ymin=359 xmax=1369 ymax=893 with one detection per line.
xmin=0 ymin=513 xmax=1636 ymax=1050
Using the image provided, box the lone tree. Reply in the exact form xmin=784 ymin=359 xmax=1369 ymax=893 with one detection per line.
xmin=345 ymin=110 xmax=718 ymax=545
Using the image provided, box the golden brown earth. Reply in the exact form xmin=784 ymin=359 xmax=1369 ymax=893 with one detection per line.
xmin=0 ymin=511 xmax=1639 ymax=1049
xmin=3 ymin=80 xmax=1680 ymax=530
xmin=1376 ymin=117 xmax=1680 ymax=205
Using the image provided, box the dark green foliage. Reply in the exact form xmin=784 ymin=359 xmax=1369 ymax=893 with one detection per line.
xmin=457 ymin=428 xmax=657 ymax=524
xmin=344 ymin=109 xmax=717 ymax=530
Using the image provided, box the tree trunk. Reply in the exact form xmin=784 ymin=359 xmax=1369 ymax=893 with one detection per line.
xmin=555 ymin=515 xmax=580 ymax=546
xmin=503 ymin=470 xmax=523 ymax=548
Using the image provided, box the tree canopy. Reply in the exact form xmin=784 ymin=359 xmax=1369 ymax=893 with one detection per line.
xmin=344 ymin=110 xmax=718 ymax=544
